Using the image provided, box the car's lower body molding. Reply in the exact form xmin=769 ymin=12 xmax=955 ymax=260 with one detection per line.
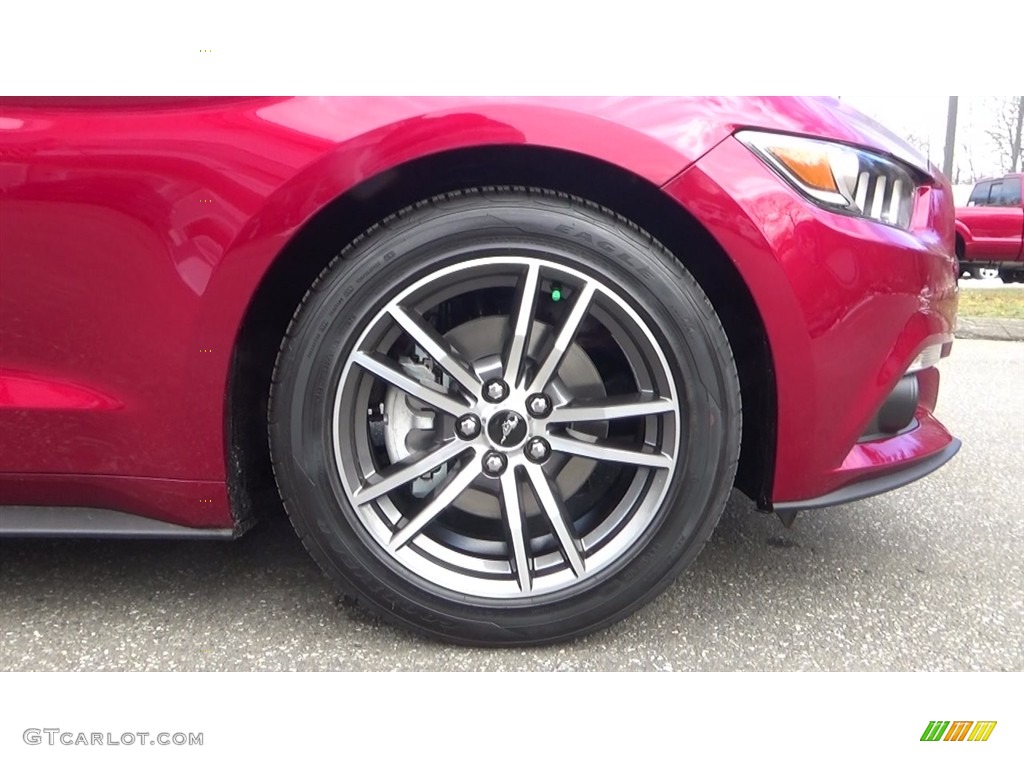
xmin=0 ymin=506 xmax=235 ymax=539
xmin=773 ymin=438 xmax=962 ymax=513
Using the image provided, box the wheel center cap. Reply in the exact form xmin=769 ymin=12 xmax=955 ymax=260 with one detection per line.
xmin=488 ymin=410 xmax=529 ymax=449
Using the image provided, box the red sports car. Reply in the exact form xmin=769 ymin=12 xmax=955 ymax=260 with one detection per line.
xmin=0 ymin=97 xmax=960 ymax=644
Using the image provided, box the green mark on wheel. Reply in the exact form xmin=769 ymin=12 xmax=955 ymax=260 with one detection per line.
xmin=551 ymin=287 xmax=562 ymax=301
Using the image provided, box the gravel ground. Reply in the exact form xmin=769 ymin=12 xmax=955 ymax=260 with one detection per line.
xmin=1 ymin=339 xmax=1021 ymax=671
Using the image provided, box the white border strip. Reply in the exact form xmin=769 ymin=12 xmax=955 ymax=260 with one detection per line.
xmin=1 ymin=672 xmax=1020 ymax=766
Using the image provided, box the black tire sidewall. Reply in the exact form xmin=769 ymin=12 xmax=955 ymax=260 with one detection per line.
xmin=270 ymin=191 xmax=741 ymax=645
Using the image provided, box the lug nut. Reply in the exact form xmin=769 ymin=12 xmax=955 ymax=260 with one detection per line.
xmin=456 ymin=414 xmax=481 ymax=440
xmin=525 ymin=437 xmax=551 ymax=463
xmin=526 ymin=393 xmax=552 ymax=418
xmin=483 ymin=379 xmax=509 ymax=403
xmin=482 ymin=451 xmax=508 ymax=477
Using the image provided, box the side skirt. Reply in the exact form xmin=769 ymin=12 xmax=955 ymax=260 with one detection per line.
xmin=0 ymin=506 xmax=236 ymax=539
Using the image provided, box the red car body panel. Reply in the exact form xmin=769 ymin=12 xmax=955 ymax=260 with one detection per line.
xmin=668 ymin=138 xmax=957 ymax=501
xmin=0 ymin=96 xmax=958 ymax=530
xmin=954 ymin=173 xmax=1024 ymax=263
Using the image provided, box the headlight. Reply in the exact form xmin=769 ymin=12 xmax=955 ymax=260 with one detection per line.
xmin=737 ymin=130 xmax=925 ymax=230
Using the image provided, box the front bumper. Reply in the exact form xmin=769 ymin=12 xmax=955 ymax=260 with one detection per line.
xmin=664 ymin=135 xmax=960 ymax=508
xmin=773 ymin=436 xmax=961 ymax=511
xmin=778 ymin=363 xmax=959 ymax=509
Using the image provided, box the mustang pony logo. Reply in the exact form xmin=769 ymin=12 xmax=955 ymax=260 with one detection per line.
xmin=500 ymin=414 xmax=521 ymax=444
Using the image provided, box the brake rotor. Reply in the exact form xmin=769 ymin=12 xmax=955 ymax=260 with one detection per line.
xmin=382 ymin=314 xmax=606 ymax=518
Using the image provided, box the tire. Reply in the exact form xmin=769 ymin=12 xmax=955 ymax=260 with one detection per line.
xmin=1000 ymin=269 xmax=1024 ymax=284
xmin=976 ymin=267 xmax=999 ymax=280
xmin=268 ymin=187 xmax=742 ymax=645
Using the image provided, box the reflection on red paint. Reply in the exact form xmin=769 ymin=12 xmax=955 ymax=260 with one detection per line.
xmin=0 ymin=370 xmax=123 ymax=411
xmin=0 ymin=96 xmax=958 ymax=526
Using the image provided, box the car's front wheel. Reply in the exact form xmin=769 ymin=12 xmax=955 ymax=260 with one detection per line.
xmin=268 ymin=188 xmax=741 ymax=645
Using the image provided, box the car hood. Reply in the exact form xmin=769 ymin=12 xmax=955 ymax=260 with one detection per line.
xmin=613 ymin=95 xmax=935 ymax=179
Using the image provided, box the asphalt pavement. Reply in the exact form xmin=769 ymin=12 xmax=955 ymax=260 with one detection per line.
xmin=1 ymin=339 xmax=1021 ymax=671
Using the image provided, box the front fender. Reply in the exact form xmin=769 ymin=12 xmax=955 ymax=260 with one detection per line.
xmin=188 ymin=98 xmax=730 ymax=477
xmin=954 ymin=218 xmax=972 ymax=252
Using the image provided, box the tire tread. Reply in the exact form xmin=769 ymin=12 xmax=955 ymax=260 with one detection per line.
xmin=267 ymin=186 xmax=742 ymax=645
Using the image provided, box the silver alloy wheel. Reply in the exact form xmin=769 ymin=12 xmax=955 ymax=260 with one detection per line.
xmin=332 ymin=255 xmax=681 ymax=599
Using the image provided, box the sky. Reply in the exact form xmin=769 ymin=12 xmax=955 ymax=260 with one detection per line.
xmin=841 ymin=96 xmax=1014 ymax=185
xmin=1 ymin=3 xmax=1017 ymax=192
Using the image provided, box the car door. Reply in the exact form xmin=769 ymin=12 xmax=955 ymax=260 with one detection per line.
xmin=959 ymin=181 xmax=990 ymax=258
xmin=995 ymin=176 xmax=1024 ymax=259
xmin=0 ymin=98 xmax=285 ymax=482
xmin=966 ymin=177 xmax=1024 ymax=259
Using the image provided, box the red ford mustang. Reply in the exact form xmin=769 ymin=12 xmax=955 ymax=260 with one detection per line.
xmin=0 ymin=97 xmax=960 ymax=644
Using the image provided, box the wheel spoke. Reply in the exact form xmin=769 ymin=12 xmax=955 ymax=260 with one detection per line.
xmin=353 ymin=440 xmax=468 ymax=505
xmin=337 ymin=252 xmax=686 ymax=600
xmin=524 ymin=462 xmax=585 ymax=577
xmin=546 ymin=434 xmax=673 ymax=469
xmin=528 ymin=281 xmax=596 ymax=392
xmin=502 ymin=262 xmax=540 ymax=388
xmin=389 ymin=454 xmax=480 ymax=550
xmin=352 ymin=351 xmax=467 ymax=415
xmin=388 ymin=305 xmax=481 ymax=397
xmin=546 ymin=393 xmax=675 ymax=423
xmin=499 ymin=469 xmax=532 ymax=593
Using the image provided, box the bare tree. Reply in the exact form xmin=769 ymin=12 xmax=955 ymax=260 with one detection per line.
xmin=955 ymin=141 xmax=979 ymax=184
xmin=904 ymin=132 xmax=931 ymax=164
xmin=987 ymin=96 xmax=1024 ymax=173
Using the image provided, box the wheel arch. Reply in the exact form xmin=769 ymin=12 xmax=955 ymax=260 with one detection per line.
xmin=227 ymin=145 xmax=777 ymax=526
xmin=955 ymin=220 xmax=971 ymax=257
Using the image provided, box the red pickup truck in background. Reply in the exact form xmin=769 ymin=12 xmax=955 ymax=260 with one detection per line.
xmin=955 ymin=173 xmax=1024 ymax=282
